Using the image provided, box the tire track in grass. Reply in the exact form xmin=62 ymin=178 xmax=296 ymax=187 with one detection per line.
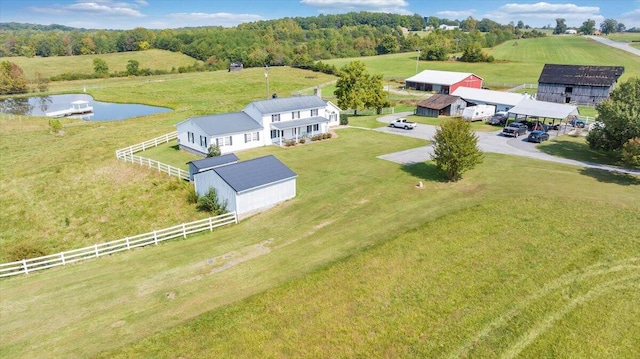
xmin=501 ymin=273 xmax=640 ymax=359
xmin=449 ymin=258 xmax=640 ymax=358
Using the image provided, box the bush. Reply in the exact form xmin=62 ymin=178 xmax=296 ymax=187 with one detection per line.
xmin=622 ymin=137 xmax=640 ymax=167
xmin=5 ymin=242 xmax=47 ymax=261
xmin=207 ymin=144 xmax=221 ymax=157
xmin=284 ymin=139 xmax=296 ymax=147
xmin=196 ymin=188 xmax=227 ymax=215
xmin=186 ymin=186 xmax=198 ymax=204
xmin=299 ymin=137 xmax=306 ymax=144
xmin=340 ymin=114 xmax=349 ymax=125
xmin=48 ymin=119 xmax=62 ymax=134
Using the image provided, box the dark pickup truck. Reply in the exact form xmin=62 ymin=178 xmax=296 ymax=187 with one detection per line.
xmin=502 ymin=122 xmax=528 ymax=137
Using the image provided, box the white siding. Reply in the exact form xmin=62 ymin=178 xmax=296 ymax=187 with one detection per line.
xmin=193 ymin=171 xmax=238 ymax=213
xmin=236 ymin=179 xmax=296 ymax=215
xmin=325 ymin=101 xmax=341 ymax=126
xmin=213 ymin=131 xmax=263 ymax=154
xmin=176 ymin=120 xmax=209 ymax=155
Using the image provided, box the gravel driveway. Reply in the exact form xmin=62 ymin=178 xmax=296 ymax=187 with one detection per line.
xmin=371 ymin=112 xmax=640 ymax=176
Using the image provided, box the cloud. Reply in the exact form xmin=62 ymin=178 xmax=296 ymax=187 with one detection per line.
xmin=300 ymin=0 xmax=412 ymax=15
xmin=28 ymin=0 xmax=146 ymax=18
xmin=618 ymin=8 xmax=640 ymax=28
xmin=485 ymin=2 xmax=604 ymax=27
xmin=436 ymin=10 xmax=475 ymax=19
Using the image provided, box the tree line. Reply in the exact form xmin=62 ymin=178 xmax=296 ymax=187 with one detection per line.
xmin=552 ymin=18 xmax=632 ymax=35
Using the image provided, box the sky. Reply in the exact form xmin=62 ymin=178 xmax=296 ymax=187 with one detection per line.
xmin=0 ymin=0 xmax=638 ymax=30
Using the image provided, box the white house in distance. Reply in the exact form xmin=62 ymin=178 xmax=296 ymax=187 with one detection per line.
xmin=193 ymin=155 xmax=297 ymax=217
xmin=176 ymin=94 xmax=341 ymax=155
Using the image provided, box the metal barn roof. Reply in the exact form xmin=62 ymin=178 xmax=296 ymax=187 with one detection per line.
xmin=249 ymin=95 xmax=328 ymax=115
xmin=508 ymin=99 xmax=579 ymax=119
xmin=188 ymin=153 xmax=239 ymax=170
xmin=188 ymin=112 xmax=262 ymax=137
xmin=213 ymin=155 xmax=297 ymax=193
xmin=452 ymin=87 xmax=528 ymax=107
xmin=417 ymin=94 xmax=461 ymax=110
xmin=538 ymin=64 xmax=624 ymax=87
xmin=405 ymin=70 xmax=482 ymax=86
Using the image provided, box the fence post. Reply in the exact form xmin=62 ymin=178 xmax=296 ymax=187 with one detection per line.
xmin=182 ymin=223 xmax=187 ymax=238
xmin=22 ymin=259 xmax=29 ymax=275
xmin=153 ymin=230 xmax=158 ymax=245
xmin=209 ymin=217 xmax=214 ymax=231
xmin=95 ymin=244 xmax=99 ymax=257
xmin=61 ymin=252 xmax=66 ymax=265
xmin=126 ymin=237 xmax=130 ymax=250
xmin=234 ymin=211 xmax=238 ymax=224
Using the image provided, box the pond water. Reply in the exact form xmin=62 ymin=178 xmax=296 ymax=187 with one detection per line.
xmin=0 ymin=94 xmax=171 ymax=121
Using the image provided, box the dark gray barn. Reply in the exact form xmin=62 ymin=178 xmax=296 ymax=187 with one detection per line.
xmin=537 ymin=64 xmax=624 ymax=105
xmin=416 ymin=94 xmax=466 ymax=117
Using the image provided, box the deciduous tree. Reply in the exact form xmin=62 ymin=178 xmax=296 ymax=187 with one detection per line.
xmin=579 ymin=19 xmax=596 ymax=35
xmin=553 ymin=18 xmax=567 ymax=34
xmin=600 ymin=19 xmax=618 ymax=34
xmin=93 ymin=58 xmax=109 ymax=76
xmin=431 ymin=118 xmax=484 ymax=181
xmin=0 ymin=61 xmax=28 ymax=95
xmin=334 ymin=61 xmax=387 ymax=115
xmin=587 ymin=77 xmax=640 ymax=151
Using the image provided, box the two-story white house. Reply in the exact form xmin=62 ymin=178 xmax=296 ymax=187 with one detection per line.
xmin=176 ymin=94 xmax=340 ymax=155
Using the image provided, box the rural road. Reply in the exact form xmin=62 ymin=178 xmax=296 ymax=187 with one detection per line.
xmin=585 ymin=35 xmax=640 ymax=57
xmin=372 ymin=112 xmax=640 ymax=176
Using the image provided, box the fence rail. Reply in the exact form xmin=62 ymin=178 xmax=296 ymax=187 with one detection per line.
xmin=116 ymin=152 xmax=189 ymax=180
xmin=0 ymin=212 xmax=237 ymax=278
xmin=115 ymin=132 xmax=177 ymax=156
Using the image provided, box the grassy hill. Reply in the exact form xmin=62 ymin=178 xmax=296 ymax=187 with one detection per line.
xmin=1 ymin=36 xmax=639 ymax=358
xmin=1 ymin=49 xmax=201 ymax=79
xmin=324 ymin=36 xmax=640 ymax=86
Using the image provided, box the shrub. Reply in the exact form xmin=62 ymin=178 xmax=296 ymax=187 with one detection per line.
xmin=324 ymin=133 xmax=332 ymax=139
xmin=299 ymin=137 xmax=306 ymax=144
xmin=186 ymin=186 xmax=198 ymax=204
xmin=48 ymin=119 xmax=62 ymax=134
xmin=5 ymin=242 xmax=47 ymax=261
xmin=340 ymin=114 xmax=349 ymax=125
xmin=622 ymin=137 xmax=640 ymax=167
xmin=207 ymin=144 xmax=221 ymax=157
xmin=196 ymin=188 xmax=227 ymax=215
xmin=285 ymin=139 xmax=296 ymax=147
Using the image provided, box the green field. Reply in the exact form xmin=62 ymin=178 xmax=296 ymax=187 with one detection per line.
xmin=1 ymin=49 xmax=202 ymax=79
xmin=1 ymin=36 xmax=640 ymax=358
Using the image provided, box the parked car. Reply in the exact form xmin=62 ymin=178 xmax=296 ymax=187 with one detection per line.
xmin=502 ymin=122 xmax=528 ymax=137
xmin=569 ymin=119 xmax=587 ymax=128
xmin=527 ymin=130 xmax=550 ymax=143
xmin=389 ymin=118 xmax=417 ymax=129
xmin=488 ymin=112 xmax=508 ymax=125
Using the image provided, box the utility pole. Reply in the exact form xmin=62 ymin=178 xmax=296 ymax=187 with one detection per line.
xmin=264 ymin=65 xmax=270 ymax=99
xmin=415 ymin=49 xmax=421 ymax=74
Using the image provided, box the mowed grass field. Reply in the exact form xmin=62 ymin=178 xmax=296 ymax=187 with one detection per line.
xmin=1 ymin=36 xmax=640 ymax=358
xmin=3 ymin=49 xmax=202 ymax=79
xmin=325 ymin=36 xmax=640 ymax=86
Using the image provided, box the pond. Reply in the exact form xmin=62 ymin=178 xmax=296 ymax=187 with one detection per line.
xmin=0 ymin=94 xmax=171 ymax=121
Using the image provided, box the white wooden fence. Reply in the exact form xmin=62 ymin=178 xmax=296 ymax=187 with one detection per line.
xmin=115 ymin=131 xmax=189 ymax=181
xmin=0 ymin=212 xmax=237 ymax=278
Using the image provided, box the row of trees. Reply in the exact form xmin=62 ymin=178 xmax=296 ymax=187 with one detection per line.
xmin=1 ymin=12 xmax=539 ymax=68
xmin=553 ymin=18 xmax=627 ymax=35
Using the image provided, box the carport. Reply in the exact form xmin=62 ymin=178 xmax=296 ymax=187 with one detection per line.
xmin=507 ymin=99 xmax=579 ymax=132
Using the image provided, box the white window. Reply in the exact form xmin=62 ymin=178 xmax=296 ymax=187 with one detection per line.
xmin=188 ymin=132 xmax=195 ymax=143
xmin=313 ymin=124 xmax=319 ymax=131
xmin=311 ymin=109 xmax=318 ymax=116
xmin=292 ymin=111 xmax=300 ymax=119
xmin=306 ymin=125 xmax=312 ymax=133
xmin=215 ymin=136 xmax=232 ymax=147
xmin=244 ymin=132 xmax=260 ymax=143
xmin=271 ymin=114 xmax=280 ymax=122
xmin=270 ymin=130 xmax=281 ymax=139
xmin=200 ymin=135 xmax=207 ymax=147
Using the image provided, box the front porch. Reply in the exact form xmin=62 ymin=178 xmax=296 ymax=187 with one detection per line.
xmin=270 ymin=117 xmax=329 ymax=146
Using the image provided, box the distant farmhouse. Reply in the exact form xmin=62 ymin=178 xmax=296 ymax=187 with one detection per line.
xmin=439 ymin=24 xmax=459 ymax=31
xmin=565 ymin=29 xmax=578 ymax=35
xmin=537 ymin=64 xmax=624 ymax=105
xmin=405 ymin=70 xmax=483 ymax=94
xmin=176 ymin=94 xmax=340 ymax=155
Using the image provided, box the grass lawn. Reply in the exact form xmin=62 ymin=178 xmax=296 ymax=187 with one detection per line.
xmin=605 ymin=33 xmax=640 ymax=42
xmin=4 ymin=49 xmax=202 ymax=80
xmin=538 ymin=135 xmax=627 ymax=167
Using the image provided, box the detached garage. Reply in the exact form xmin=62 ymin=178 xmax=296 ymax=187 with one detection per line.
xmin=405 ymin=70 xmax=483 ymax=94
xmin=193 ymin=155 xmax=297 ymax=218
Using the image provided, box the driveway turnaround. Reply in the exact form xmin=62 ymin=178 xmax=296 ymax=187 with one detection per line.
xmin=372 ymin=112 xmax=640 ymax=176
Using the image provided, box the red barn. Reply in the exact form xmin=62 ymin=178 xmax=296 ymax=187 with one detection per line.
xmin=405 ymin=70 xmax=483 ymax=94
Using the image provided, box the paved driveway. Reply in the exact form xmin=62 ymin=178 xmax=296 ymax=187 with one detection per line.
xmin=371 ymin=112 xmax=640 ymax=176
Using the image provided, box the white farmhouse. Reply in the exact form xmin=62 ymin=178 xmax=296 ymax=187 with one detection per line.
xmin=193 ymin=155 xmax=297 ymax=217
xmin=176 ymin=95 xmax=340 ymax=155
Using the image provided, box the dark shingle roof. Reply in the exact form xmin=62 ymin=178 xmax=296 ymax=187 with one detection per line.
xmin=190 ymin=112 xmax=262 ymax=137
xmin=249 ymin=95 xmax=327 ymax=115
xmin=417 ymin=94 xmax=461 ymax=110
xmin=213 ymin=155 xmax=297 ymax=193
xmin=188 ymin=153 xmax=239 ymax=170
xmin=538 ymin=64 xmax=624 ymax=87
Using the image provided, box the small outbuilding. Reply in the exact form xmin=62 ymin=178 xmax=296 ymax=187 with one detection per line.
xmin=193 ymin=155 xmax=297 ymax=217
xmin=537 ymin=64 xmax=624 ymax=105
xmin=187 ymin=153 xmax=239 ymax=181
xmin=416 ymin=94 xmax=466 ymax=117
xmin=405 ymin=70 xmax=483 ymax=94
